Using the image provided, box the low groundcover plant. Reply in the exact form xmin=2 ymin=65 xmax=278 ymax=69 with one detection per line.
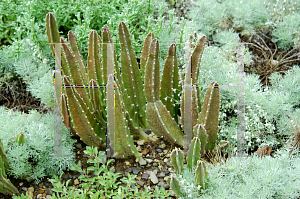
xmin=12 ymin=146 xmax=172 ymax=199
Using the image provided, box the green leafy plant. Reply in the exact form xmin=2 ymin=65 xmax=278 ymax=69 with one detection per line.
xmin=45 ymin=146 xmax=172 ymax=199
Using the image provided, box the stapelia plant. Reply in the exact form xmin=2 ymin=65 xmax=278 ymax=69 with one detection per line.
xmin=46 ymin=12 xmax=224 ymax=161
xmin=144 ymin=33 xmax=222 ymax=152
xmin=168 ymin=136 xmax=209 ymax=197
xmin=0 ymin=133 xmax=25 ymax=196
xmin=46 ymin=13 xmax=155 ymax=162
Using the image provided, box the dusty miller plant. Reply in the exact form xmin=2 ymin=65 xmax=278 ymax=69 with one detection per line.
xmin=0 ymin=106 xmax=76 ymax=184
xmin=199 ymin=146 xmax=300 ymax=198
xmin=272 ymin=13 xmax=300 ymax=50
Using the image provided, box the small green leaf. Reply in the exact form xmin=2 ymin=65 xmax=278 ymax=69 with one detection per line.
xmin=51 ymin=188 xmax=62 ymax=193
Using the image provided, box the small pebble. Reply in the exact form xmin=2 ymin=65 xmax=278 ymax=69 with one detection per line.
xmin=150 ymin=172 xmax=158 ymax=184
xmin=159 ymin=143 xmax=166 ymax=149
xmin=133 ymin=169 xmax=139 ymax=175
xmin=137 ymin=140 xmax=145 ymax=145
xmin=142 ymin=172 xmax=149 ymax=180
xmin=125 ymin=168 xmax=133 ymax=173
xmin=163 ymin=183 xmax=170 ymax=189
xmin=136 ymin=180 xmax=144 ymax=186
xmin=139 ymin=157 xmax=147 ymax=166
xmin=158 ymin=172 xmax=165 ymax=178
xmin=75 ymin=143 xmax=82 ymax=149
xmin=145 ymin=158 xmax=153 ymax=164
xmin=156 ymin=149 xmax=162 ymax=153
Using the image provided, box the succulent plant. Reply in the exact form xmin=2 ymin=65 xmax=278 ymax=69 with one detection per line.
xmin=46 ymin=12 xmax=223 ymax=162
xmin=168 ymin=136 xmax=211 ymax=197
xmin=144 ymin=33 xmax=222 ymax=152
xmin=170 ymin=147 xmax=184 ymax=174
xmin=0 ymin=138 xmax=20 ymax=196
xmin=168 ymin=133 xmax=230 ymax=198
xmin=46 ymin=13 xmax=154 ymax=161
xmin=169 ymin=175 xmax=184 ymax=197
xmin=15 ymin=132 xmax=25 ymax=146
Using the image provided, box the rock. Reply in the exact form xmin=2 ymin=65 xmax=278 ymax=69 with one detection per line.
xmin=150 ymin=171 xmax=158 ymax=184
xmin=136 ymin=145 xmax=142 ymax=152
xmin=153 ymin=163 xmax=158 ymax=167
xmin=159 ymin=178 xmax=164 ymax=182
xmin=158 ymin=181 xmax=165 ymax=187
xmin=45 ymin=188 xmax=53 ymax=195
xmin=163 ymin=183 xmax=170 ymax=189
xmin=27 ymin=187 xmax=34 ymax=198
xmin=133 ymin=169 xmax=139 ymax=175
xmin=74 ymin=178 xmax=79 ymax=186
xmin=125 ymin=168 xmax=133 ymax=173
xmin=142 ymin=172 xmax=149 ymax=180
xmin=158 ymin=172 xmax=165 ymax=178
xmin=156 ymin=149 xmax=162 ymax=153
xmin=136 ymin=180 xmax=144 ymax=186
xmin=142 ymin=148 xmax=150 ymax=155
xmin=145 ymin=158 xmax=153 ymax=164
xmin=159 ymin=143 xmax=166 ymax=149
xmin=124 ymin=161 xmax=131 ymax=166
xmin=75 ymin=143 xmax=82 ymax=149
xmin=152 ymin=170 xmax=157 ymax=175
xmin=164 ymin=176 xmax=170 ymax=181
xmin=137 ymin=140 xmax=145 ymax=145
xmin=139 ymin=157 xmax=147 ymax=166
xmin=37 ymin=188 xmax=45 ymax=194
